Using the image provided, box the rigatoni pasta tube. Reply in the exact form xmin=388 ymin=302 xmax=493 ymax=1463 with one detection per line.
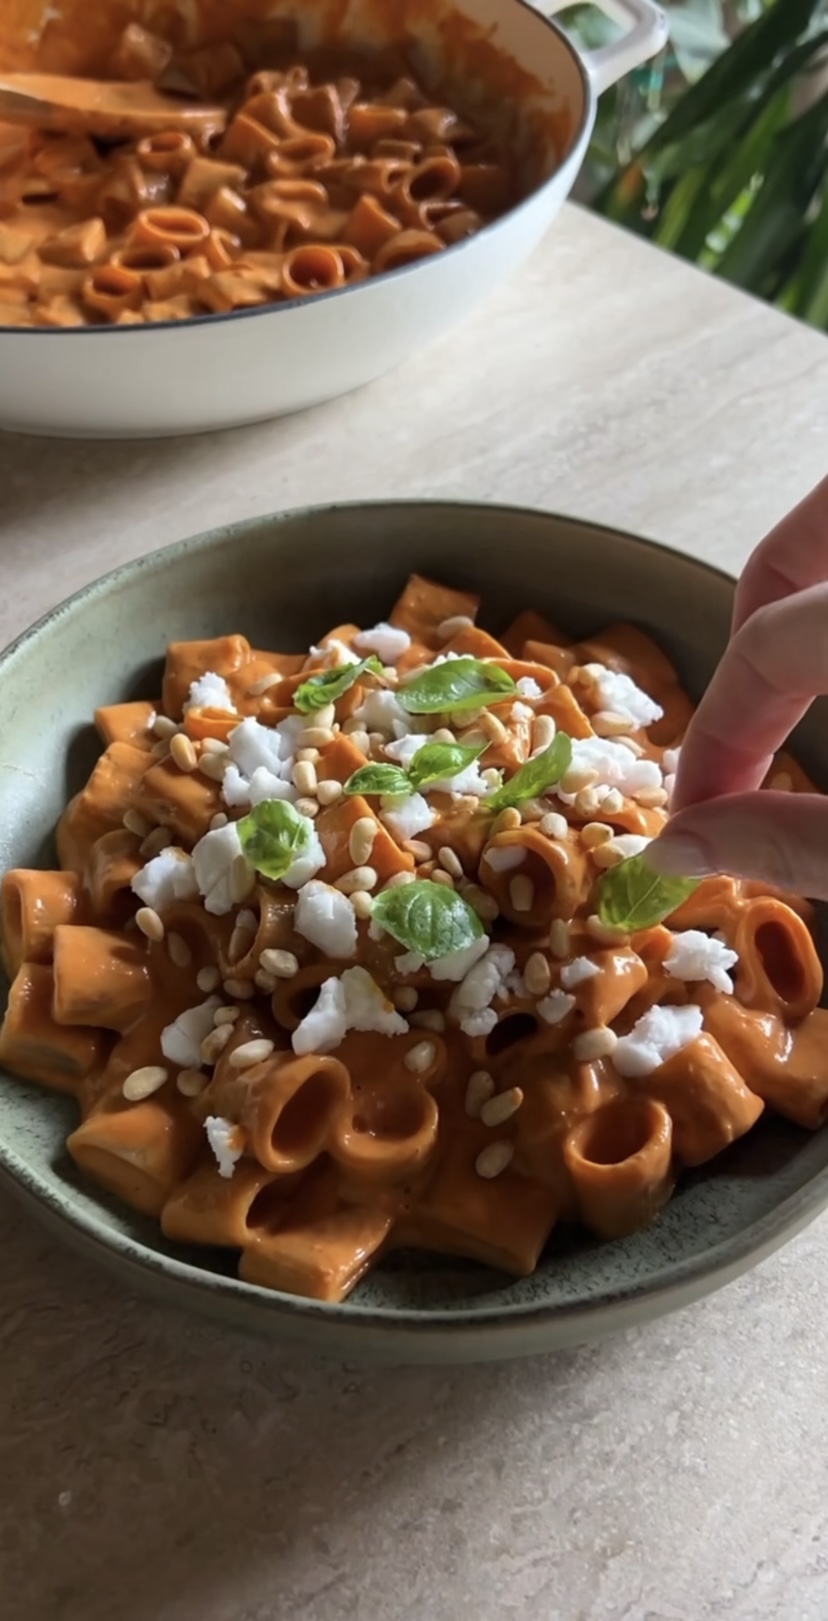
xmin=1 ymin=868 xmax=83 ymax=975
xmin=0 ymin=962 xmax=105 ymax=1093
xmin=210 ymin=1052 xmax=351 ymax=1173
xmin=564 ymin=1096 xmax=673 ymax=1239
xmin=637 ymin=1034 xmax=764 ymax=1166
xmin=68 ymin=1092 xmax=203 ymax=1218
xmin=734 ymin=897 xmax=822 ymax=1022
xmin=52 ymin=924 xmax=151 ymax=1031
xmin=162 ymin=1159 xmax=301 ymax=1248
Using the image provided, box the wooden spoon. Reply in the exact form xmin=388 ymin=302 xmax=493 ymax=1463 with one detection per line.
xmin=0 ymin=73 xmax=228 ymax=142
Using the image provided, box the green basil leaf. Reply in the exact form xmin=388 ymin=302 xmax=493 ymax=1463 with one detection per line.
xmin=294 ymin=654 xmax=383 ymax=714
xmin=596 ymin=854 xmax=700 ymax=932
xmin=371 ymin=879 xmax=484 ymax=961
xmin=487 ymin=733 xmax=573 ymax=811
xmin=344 ymin=763 xmax=412 ymax=797
xmin=398 ymin=657 xmax=516 ymax=715
xmin=237 ymin=799 xmax=312 ymax=881
xmin=407 ymin=740 xmax=486 ymax=791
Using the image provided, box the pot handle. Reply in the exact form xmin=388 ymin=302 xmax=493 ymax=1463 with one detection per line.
xmin=538 ymin=0 xmax=669 ymax=96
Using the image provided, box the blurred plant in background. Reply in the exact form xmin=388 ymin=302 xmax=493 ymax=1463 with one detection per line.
xmin=566 ymin=0 xmax=828 ymax=331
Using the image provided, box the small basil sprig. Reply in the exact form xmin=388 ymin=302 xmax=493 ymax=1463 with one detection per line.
xmin=294 ymin=655 xmax=383 ymax=714
xmin=596 ymin=853 xmax=700 ymax=931
xmin=398 ymin=657 xmax=516 ymax=715
xmin=371 ymin=879 xmax=484 ymax=961
xmin=487 ymin=734 xmax=572 ymax=811
xmin=237 ymin=800 xmax=312 ymax=881
xmin=344 ymin=740 xmax=486 ymax=798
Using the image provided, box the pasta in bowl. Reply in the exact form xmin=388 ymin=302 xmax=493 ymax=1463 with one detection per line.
xmin=1 ymin=502 xmax=828 ymax=1360
xmin=0 ymin=0 xmax=667 ymax=434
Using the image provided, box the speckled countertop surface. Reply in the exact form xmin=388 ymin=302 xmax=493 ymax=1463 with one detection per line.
xmin=3 ymin=206 xmax=828 ymax=1621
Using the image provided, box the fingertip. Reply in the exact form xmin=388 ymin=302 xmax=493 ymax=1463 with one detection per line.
xmin=647 ymin=831 xmax=717 ymax=880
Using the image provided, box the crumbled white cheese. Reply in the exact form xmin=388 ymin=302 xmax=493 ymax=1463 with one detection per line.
xmin=192 ymin=823 xmax=246 ymax=916
xmin=236 ymin=908 xmax=258 ymax=932
xmin=431 ymin=760 xmax=494 ymax=797
xmin=385 ymin=734 xmax=431 ymax=769
xmin=184 ymin=672 xmax=237 ymax=714
xmin=309 ymin=638 xmax=360 ymax=667
xmin=583 ymin=663 xmax=663 ymax=727
xmin=448 ymin=943 xmax=515 ymax=1024
xmin=291 ymin=966 xmax=408 ymax=1055
xmin=161 ymin=996 xmax=221 ymax=1069
xmin=537 ymin=989 xmax=576 ymax=1026
xmin=380 ymin=792 xmax=435 ymax=841
xmin=294 ymin=881 xmax=357 ymax=959
xmin=503 ymin=968 xmax=527 ymax=999
xmin=226 ymin=717 xmax=288 ymax=780
xmin=460 ymin=1008 xmax=499 ymax=1038
xmin=516 ymin=677 xmax=542 ymax=699
xmin=560 ymin=956 xmax=601 ymax=990
xmin=429 ymin=934 xmax=490 ymax=983
xmin=485 ymin=844 xmax=526 ymax=873
xmin=610 ymin=835 xmax=652 ymax=860
xmin=510 ymin=702 xmax=534 ymax=723
xmin=555 ymin=737 xmax=663 ymax=803
xmin=395 ymin=949 xmax=425 ymax=976
xmin=664 ymin=930 xmax=738 ymax=995
xmin=204 ymin=1115 xmax=244 ymax=1179
xmin=131 ymin=848 xmax=199 ymax=911
xmin=613 ymin=1003 xmax=704 ymax=1079
xmin=222 ymin=764 xmax=296 ymax=809
xmin=353 ymin=622 xmax=412 ymax=663
xmin=281 ymin=828 xmax=326 ymax=890
xmin=353 ymin=689 xmax=412 ymax=739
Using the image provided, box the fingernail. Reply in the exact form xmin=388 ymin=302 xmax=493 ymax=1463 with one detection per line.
xmin=647 ymin=833 xmax=716 ymax=879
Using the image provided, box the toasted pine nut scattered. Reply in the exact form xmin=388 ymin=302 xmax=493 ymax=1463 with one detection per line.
xmin=581 ymin=821 xmax=614 ymax=850
xmin=438 ymin=846 xmax=463 ymax=879
xmin=431 ymin=869 xmax=455 ymax=889
xmin=293 ymin=759 xmax=318 ymax=797
xmin=213 ymin=1005 xmax=240 ymax=1026
xmin=476 ymin=1141 xmax=515 ymax=1179
xmin=383 ymin=870 xmax=416 ymax=889
xmin=349 ymin=816 xmax=377 ymax=866
xmin=209 ymin=812 xmax=229 ymax=831
xmin=317 ymin=779 xmax=344 ymax=806
xmin=201 ymin=736 xmax=229 ymax=756
xmin=404 ymin=1040 xmax=436 ymax=1074
xmin=176 ymin=1068 xmax=207 ymax=1097
xmin=393 ymin=986 xmax=418 ymax=1012
xmin=344 ymin=726 xmax=370 ymax=753
xmin=255 ymin=969 xmax=278 ymax=993
xmin=123 ymin=1064 xmax=168 ymax=1101
xmin=229 ymin=1038 xmax=275 ymax=1070
xmin=509 ymin=874 xmax=535 ymax=913
xmin=200 ymin=1025 xmax=232 ymax=1063
xmin=228 ymin=923 xmax=255 ymax=963
xmin=247 ymin=671 xmax=282 ymax=696
xmin=575 ymin=788 xmax=603 ymax=819
xmin=152 ymin=714 xmax=179 ymax=739
xmin=464 ymin=883 xmax=499 ymax=920
xmin=598 ymin=787 xmax=624 ymax=814
xmin=403 ymin=838 xmax=431 ymax=862
xmin=520 ymin=798 xmax=547 ymax=823
xmin=140 ymin=826 xmax=173 ymax=858
xmin=410 ymin=1009 xmax=446 ymax=1033
xmin=479 ymin=711 xmax=508 ymax=745
xmin=259 ymin=948 xmax=299 ymax=978
xmin=196 ymin=964 xmax=221 ymax=993
xmin=437 ymin=613 xmax=475 ymax=639
xmin=123 ymin=808 xmax=151 ymax=839
xmin=294 ymin=797 xmax=320 ymax=818
xmin=531 ymin=714 xmax=557 ymax=753
xmin=481 ymin=767 xmax=502 ymax=789
xmin=135 ymin=905 xmax=164 ymax=943
xmin=481 ymin=1086 xmax=524 ymax=1127
xmin=297 ymin=725 xmax=334 ymax=749
xmin=616 ymin=736 xmax=645 ymax=757
xmin=170 ymin=732 xmax=198 ymax=772
xmin=432 ymin=727 xmax=456 ymax=744
xmin=230 ymin=854 xmax=255 ymax=904
xmin=592 ymin=710 xmax=633 ymax=737
xmin=560 ymin=766 xmax=599 ymax=796
xmin=336 ymin=866 xmax=378 ymax=895
xmin=573 ymin=1026 xmax=618 ymax=1063
xmin=493 ymin=807 xmax=521 ymax=834
xmin=167 ymin=931 xmax=192 ymax=967
xmin=549 ymin=919 xmax=571 ymax=959
xmin=465 ymin=1070 xmax=495 ymax=1117
xmin=540 ymin=811 xmax=569 ymax=840
xmin=222 ymin=977 xmax=256 ymax=1000
xmin=591 ymin=841 xmax=625 ymax=870
xmin=349 ymin=889 xmax=374 ymax=920
xmin=524 ymin=951 xmax=551 ymax=996
xmin=295 ymin=747 xmax=320 ymax=766
xmin=634 ymin=786 xmax=669 ymax=809
xmin=198 ymin=752 xmax=229 ymax=782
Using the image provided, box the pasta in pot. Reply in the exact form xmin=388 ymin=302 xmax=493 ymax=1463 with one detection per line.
xmin=2 ymin=571 xmax=827 ymax=1304
xmin=0 ymin=20 xmax=524 ymax=328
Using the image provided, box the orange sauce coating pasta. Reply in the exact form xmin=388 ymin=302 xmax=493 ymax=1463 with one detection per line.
xmin=1 ymin=572 xmax=826 ymax=1303
xmin=0 ymin=17 xmax=524 ymax=328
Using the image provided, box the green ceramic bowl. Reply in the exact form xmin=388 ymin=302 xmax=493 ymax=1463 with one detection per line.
xmin=2 ymin=501 xmax=827 ymax=1363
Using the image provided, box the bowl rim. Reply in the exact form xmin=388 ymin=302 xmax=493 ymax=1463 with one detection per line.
xmin=0 ymin=0 xmax=591 ymax=339
xmin=4 ymin=496 xmax=828 ymax=1354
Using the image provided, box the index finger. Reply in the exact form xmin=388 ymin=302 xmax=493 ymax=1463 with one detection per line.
xmin=733 ymin=471 xmax=828 ymax=632
xmin=671 ymin=580 xmax=828 ymax=811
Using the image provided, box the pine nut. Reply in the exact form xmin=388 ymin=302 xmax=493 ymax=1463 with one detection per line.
xmin=438 ymin=846 xmax=463 ymax=879
xmin=308 ymin=702 xmax=336 ymax=731
xmin=343 ymin=726 xmax=370 ymax=753
xmin=196 ymin=965 xmax=221 ymax=993
xmin=581 ymin=821 xmax=614 ymax=849
xmin=213 ymin=1005 xmax=240 ymax=1025
xmin=431 ymin=869 xmax=455 ymax=889
xmin=560 ymin=766 xmax=598 ymax=795
xmin=465 ymin=1070 xmax=495 ymax=1117
xmin=549 ymin=919 xmax=571 ymax=959
xmin=201 ymin=737 xmax=229 ymax=756
xmin=591 ymin=841 xmax=625 ymax=870
xmin=573 ymin=1026 xmax=618 ymax=1062
xmin=349 ymin=816 xmax=377 ymax=866
xmin=493 ymin=808 xmax=521 ymax=834
xmin=153 ymin=714 xmax=179 ymax=739
xmin=437 ymin=613 xmax=474 ymax=639
xmin=575 ymin=788 xmax=604 ymax=819
xmin=222 ymin=977 xmax=256 ymax=1000
xmin=176 ymin=1068 xmax=207 ymax=1096
xmin=586 ymin=913 xmax=629 ymax=945
xmin=294 ymin=797 xmax=320 ymax=818
xmin=293 ymin=759 xmax=318 ymax=796
xmin=616 ymin=737 xmax=645 ymax=758
xmin=255 ymin=969 xmax=277 ymax=993
xmin=524 ymin=951 xmax=551 ymax=995
xmin=230 ymin=854 xmax=255 ymax=903
xmin=135 ymin=906 xmax=164 ymax=943
xmin=201 ymin=1025 xmax=232 ymax=1063
xmin=317 ymin=779 xmax=344 ymax=806
xmin=198 ymin=752 xmax=228 ymax=781
xmin=349 ymin=890 xmax=374 ymax=920
xmin=228 ymin=923 xmax=255 ymax=962
xmin=297 ymin=726 xmax=334 ymax=749
xmin=295 ymin=747 xmax=320 ymax=764
xmin=481 ymin=1086 xmax=524 ymax=1126
xmin=634 ymin=787 xmax=669 ymax=809
xmin=475 ymin=1141 xmax=514 ymax=1179
xmin=335 ymin=866 xmax=378 ymax=894
xmin=259 ymin=948 xmax=299 ymax=978
xmin=432 ymin=727 xmax=456 ymax=744
xmin=598 ymin=787 xmax=625 ymax=814
xmin=393 ymin=987 xmax=419 ymax=1012
xmin=520 ymin=798 xmax=547 ymax=823
xmin=229 ymin=1038 xmax=275 ymax=1069
xmin=479 ymin=711 xmax=508 ymax=745
xmin=409 ymin=1009 xmax=446 ymax=1033
xmin=592 ymin=709 xmax=634 ymax=737
xmin=404 ymin=1040 xmax=436 ymax=1074
xmin=531 ymin=714 xmax=557 ymax=753
xmin=209 ymin=812 xmax=229 ymax=831
xmin=170 ymin=732 xmax=198 ymax=772
xmin=403 ymin=839 xmax=431 ymax=862
xmin=464 ymin=884 xmax=499 ymax=921
xmin=167 ymin=931 xmax=192 ymax=967
xmin=383 ymin=871 xmax=416 ymax=889
xmin=123 ymin=1064 xmax=168 ymax=1101
xmin=509 ymin=875 xmax=534 ymax=913
xmin=481 ymin=767 xmax=502 ymax=789
xmin=123 ymin=808 xmax=151 ymax=838
xmin=540 ymin=811 xmax=569 ymax=840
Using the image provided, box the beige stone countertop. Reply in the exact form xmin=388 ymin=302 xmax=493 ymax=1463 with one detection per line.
xmin=2 ymin=205 xmax=828 ymax=1621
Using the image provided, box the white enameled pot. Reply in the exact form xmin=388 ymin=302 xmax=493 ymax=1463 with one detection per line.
xmin=0 ymin=0 xmax=667 ymax=437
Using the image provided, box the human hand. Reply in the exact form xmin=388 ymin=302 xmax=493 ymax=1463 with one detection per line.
xmin=649 ymin=472 xmax=828 ymax=899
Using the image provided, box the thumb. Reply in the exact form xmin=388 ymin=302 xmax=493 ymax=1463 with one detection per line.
xmin=647 ymin=792 xmax=828 ymax=900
